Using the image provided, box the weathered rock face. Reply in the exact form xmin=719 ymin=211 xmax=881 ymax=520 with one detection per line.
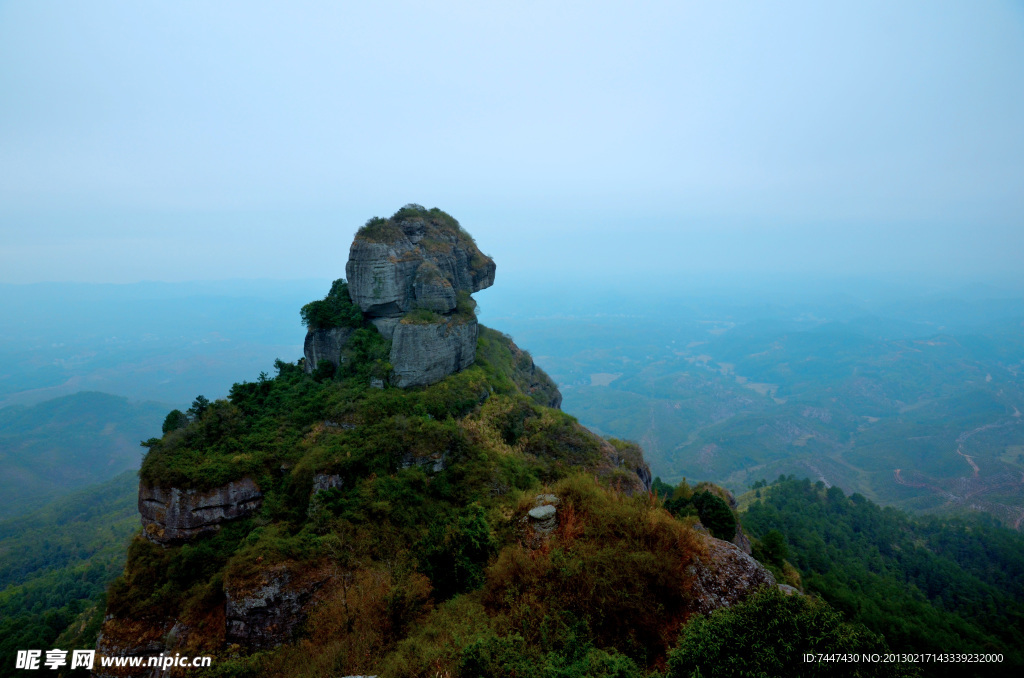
xmin=732 ymin=523 xmax=754 ymax=555
xmin=303 ymin=326 xmax=355 ymax=375
xmin=345 ymin=211 xmax=495 ymax=317
xmin=686 ymin=535 xmax=777 ymax=616
xmin=311 ymin=473 xmax=344 ymax=495
xmin=139 ymin=477 xmax=262 ymax=544
xmin=305 ymin=206 xmax=498 ymax=389
xmin=390 ymin=317 xmax=478 ymax=388
xmin=225 ymin=567 xmax=324 ymax=649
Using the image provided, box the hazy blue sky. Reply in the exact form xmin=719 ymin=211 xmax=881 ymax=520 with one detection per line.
xmin=2 ymin=1 xmax=1022 ymax=285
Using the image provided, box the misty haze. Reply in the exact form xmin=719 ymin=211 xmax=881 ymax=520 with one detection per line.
xmin=2 ymin=2 xmax=1023 ymax=676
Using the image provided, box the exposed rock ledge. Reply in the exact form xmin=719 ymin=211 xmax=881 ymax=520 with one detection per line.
xmin=139 ymin=477 xmax=263 ymax=544
xmin=504 ymin=333 xmax=562 ymax=409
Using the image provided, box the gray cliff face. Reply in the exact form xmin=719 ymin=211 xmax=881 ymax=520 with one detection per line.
xmin=139 ymin=477 xmax=262 ymax=544
xmin=345 ymin=239 xmax=421 ymax=317
xmin=303 ymin=326 xmax=355 ymax=375
xmin=389 ymin=317 xmax=478 ymax=388
xmin=345 ymin=217 xmax=494 ymax=317
xmin=225 ymin=568 xmax=323 ymax=649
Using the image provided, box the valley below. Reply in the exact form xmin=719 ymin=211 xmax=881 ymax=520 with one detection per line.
xmin=489 ymin=283 xmax=1024 ymax=529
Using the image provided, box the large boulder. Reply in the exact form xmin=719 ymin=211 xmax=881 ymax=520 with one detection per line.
xmin=139 ymin=477 xmax=263 ymax=544
xmin=686 ymin=536 xmax=777 ymax=616
xmin=345 ymin=206 xmax=495 ymax=317
xmin=389 ymin=316 xmax=478 ymax=388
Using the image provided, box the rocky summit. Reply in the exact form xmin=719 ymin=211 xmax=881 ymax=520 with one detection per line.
xmin=94 ymin=205 xmax=803 ymax=678
xmin=345 ymin=205 xmax=495 ymax=318
xmin=304 ymin=204 xmax=495 ymax=388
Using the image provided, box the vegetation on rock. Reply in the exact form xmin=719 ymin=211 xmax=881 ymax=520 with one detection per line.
xmin=299 ymin=278 xmax=363 ymax=330
xmin=105 ymin=323 xmax=782 ymax=677
xmin=654 ymin=477 xmax=738 ymax=541
xmin=357 ymin=204 xmax=479 ymax=254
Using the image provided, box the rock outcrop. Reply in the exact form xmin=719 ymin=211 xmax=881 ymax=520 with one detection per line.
xmin=686 ymin=535 xmax=777 ymax=616
xmin=303 ymin=327 xmax=355 ymax=376
xmin=93 ymin=619 xmax=174 ymax=678
xmin=225 ymin=567 xmax=324 ymax=649
xmin=596 ymin=438 xmax=653 ymax=495
xmin=504 ymin=334 xmax=562 ymax=409
xmin=348 ymin=206 xmax=493 ymax=388
xmin=345 ymin=207 xmax=494 ymax=317
xmin=389 ymin=316 xmax=478 ymax=388
xmin=303 ymin=205 xmax=496 ymax=388
xmin=311 ymin=473 xmax=344 ymax=495
xmin=139 ymin=477 xmax=262 ymax=544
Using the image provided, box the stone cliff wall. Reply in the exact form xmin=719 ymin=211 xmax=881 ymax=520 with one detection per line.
xmin=389 ymin=317 xmax=478 ymax=388
xmin=139 ymin=477 xmax=262 ymax=544
xmin=302 ymin=326 xmax=355 ymax=375
xmin=225 ymin=567 xmax=325 ymax=649
xmin=345 ymin=213 xmax=494 ymax=317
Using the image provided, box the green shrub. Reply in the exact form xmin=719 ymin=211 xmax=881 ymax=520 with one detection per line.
xmin=667 ymin=586 xmax=914 ymax=677
xmin=401 ymin=308 xmax=443 ymax=325
xmin=757 ymin=529 xmax=789 ymax=569
xmin=454 ymin=289 xmax=477 ymax=321
xmin=692 ymin=490 xmax=736 ymax=541
xmin=162 ymin=409 xmax=189 ymax=434
xmin=419 ymin=503 xmax=497 ymax=599
xmin=338 ymin=327 xmax=392 ymax=381
xmin=356 ymin=216 xmax=404 ymax=243
xmin=300 ymin=279 xmax=363 ymax=330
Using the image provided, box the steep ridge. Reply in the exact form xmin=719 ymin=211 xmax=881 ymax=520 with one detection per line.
xmin=95 ymin=208 xmax=798 ymax=678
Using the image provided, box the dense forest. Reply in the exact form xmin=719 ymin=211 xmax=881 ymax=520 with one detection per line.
xmin=742 ymin=477 xmax=1024 ymax=673
xmin=0 ymin=472 xmax=138 ymax=678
